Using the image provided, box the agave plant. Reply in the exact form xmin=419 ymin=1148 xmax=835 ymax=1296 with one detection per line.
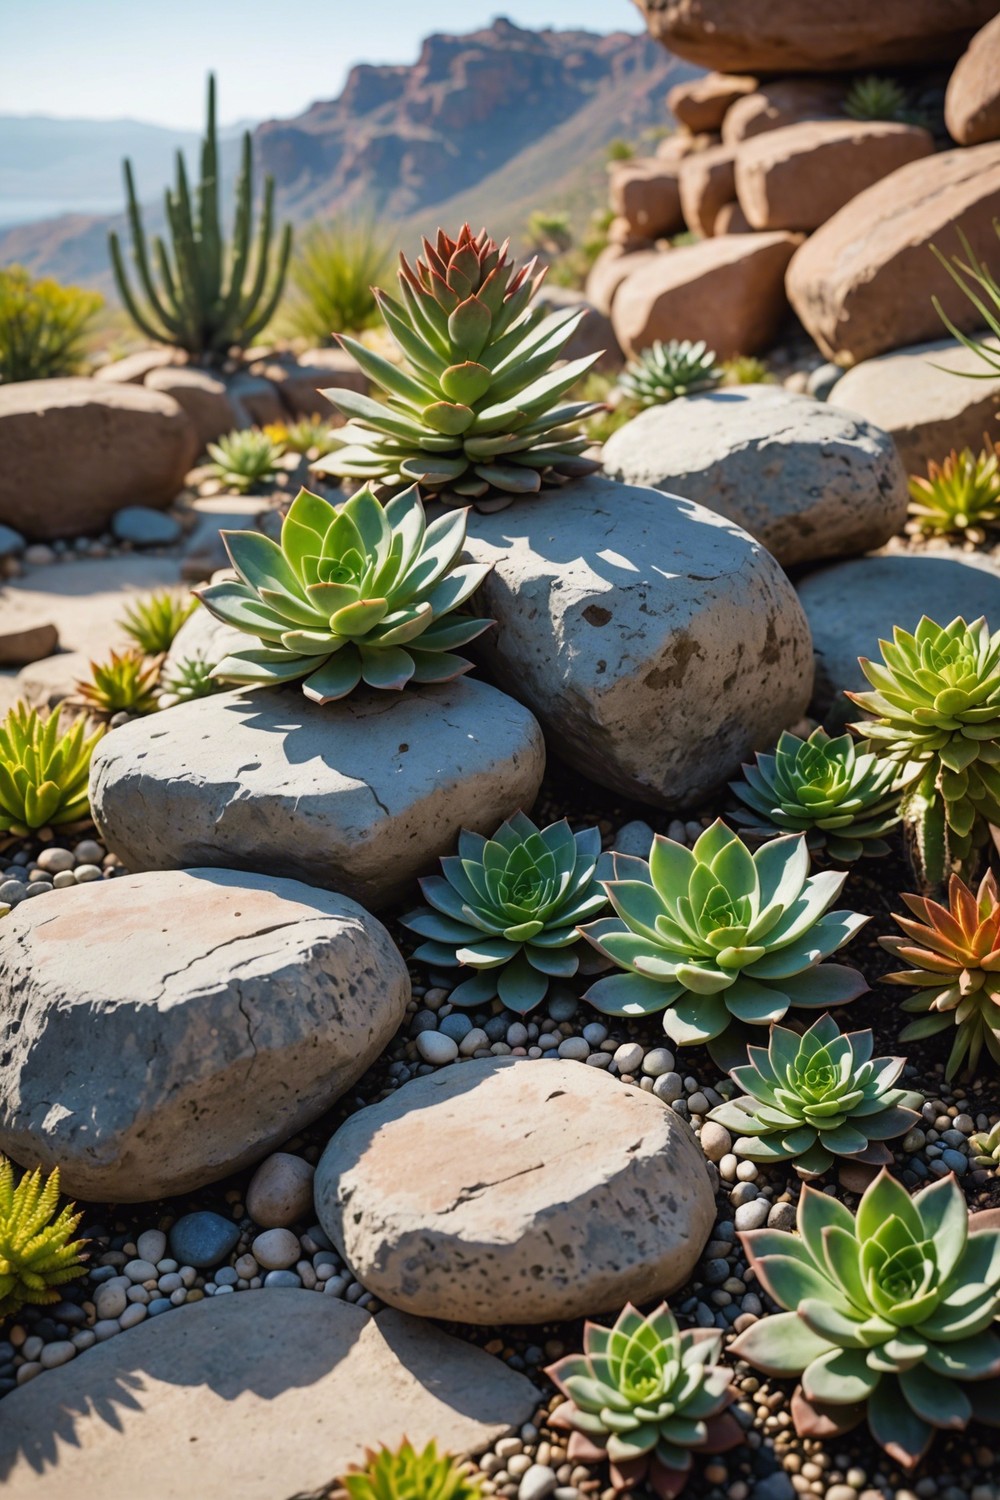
xmin=0 ymin=703 xmax=103 ymax=838
xmin=120 ymin=590 xmax=198 ymax=655
xmin=266 ymin=416 xmax=339 ymax=456
xmin=579 ymin=820 xmax=868 ymax=1050
xmin=77 ymin=649 xmax=161 ymax=716
xmin=931 ymin=224 xmax=1000 ymax=379
xmin=847 ymin=615 xmax=1000 ymax=888
xmin=197 ymin=484 xmax=492 ymax=702
xmin=907 ymin=443 xmax=1000 ymax=537
xmin=208 ymin=428 xmax=284 ymax=494
xmin=545 ymin=1303 xmax=741 ymax=1497
xmin=341 ymin=1440 xmax=481 ymax=1500
xmin=0 ymin=1159 xmax=87 ymax=1320
xmin=881 ymin=870 xmax=1000 ymax=1079
xmin=401 ymin=813 xmax=610 ymax=1013
xmin=843 ymin=75 xmax=909 ymax=122
xmin=730 ymin=727 xmax=902 ymax=862
xmin=730 ymin=1170 xmax=1000 ymax=1469
xmin=617 ymin=339 xmax=722 ymax=407
xmin=312 ymin=223 xmax=603 ymax=509
xmin=708 ymin=1014 xmax=922 ymax=1178
xmin=161 ymin=653 xmax=224 ymax=702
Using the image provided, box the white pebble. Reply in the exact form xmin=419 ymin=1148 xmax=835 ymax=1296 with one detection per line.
xmin=40 ymin=1340 xmax=76 ymax=1369
xmin=72 ymin=1329 xmax=96 ymax=1351
xmin=137 ymin=1229 xmax=167 ymax=1263
xmin=459 ymin=1027 xmax=489 ymax=1057
xmin=687 ymin=1091 xmax=710 ymax=1115
xmin=416 ymin=1031 xmax=459 ymax=1065
xmin=613 ymin=1042 xmax=644 ymax=1075
xmin=736 ymin=1160 xmax=759 ymax=1181
xmin=94 ymin=1284 xmax=127 ymax=1320
xmin=157 ymin=1273 xmax=183 ymax=1294
xmin=557 ymin=1037 xmax=589 ymax=1062
xmin=52 ymin=870 xmax=77 ymax=889
xmin=519 ymin=1465 xmax=558 ymax=1500
xmin=699 ymin=1122 xmax=732 ymax=1163
xmin=252 ymin=1227 xmax=301 ymax=1270
xmin=74 ymin=864 xmax=103 ymax=883
xmin=719 ymin=1152 xmax=739 ymax=1182
xmin=36 ymin=847 xmax=74 ymax=874
xmin=120 ymin=1303 xmax=147 ymax=1329
xmin=652 ymin=1071 xmax=683 ymax=1103
xmin=642 ymin=1047 xmax=675 ymax=1077
xmin=124 ymin=1258 xmax=158 ymax=1283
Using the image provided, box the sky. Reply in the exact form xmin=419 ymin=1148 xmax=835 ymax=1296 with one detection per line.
xmin=4 ymin=1 xmax=642 ymax=127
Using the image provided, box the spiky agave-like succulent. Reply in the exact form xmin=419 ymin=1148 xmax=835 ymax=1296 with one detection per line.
xmin=313 ymin=224 xmax=603 ymax=508
xmin=880 ymin=870 xmax=1000 ymax=1079
xmin=907 ymin=443 xmax=1000 ymax=537
xmin=730 ymin=1170 xmax=1000 ymax=1469
xmin=77 ymin=648 xmax=161 ymax=716
xmin=708 ymin=1014 xmax=921 ymax=1178
xmin=401 ymin=813 xmax=611 ymax=1013
xmin=161 ymin=652 xmax=224 ymax=702
xmin=843 ymin=75 xmax=909 ymax=121
xmin=847 ymin=616 xmax=1000 ymax=889
xmin=197 ymin=484 xmax=492 ymax=702
xmin=340 ymin=1440 xmax=481 ymax=1500
xmin=579 ymin=820 xmax=868 ymax=1050
xmin=208 ymin=428 xmax=284 ymax=493
xmin=617 ymin=339 xmax=722 ymax=407
xmin=120 ymin=590 xmax=198 ymax=655
xmin=272 ymin=416 xmax=339 ymax=456
xmin=0 ymin=702 xmax=103 ymax=837
xmin=729 ymin=727 xmax=902 ymax=862
xmin=0 ymin=1159 xmax=87 ymax=1320
xmin=545 ymin=1303 xmax=741 ymax=1498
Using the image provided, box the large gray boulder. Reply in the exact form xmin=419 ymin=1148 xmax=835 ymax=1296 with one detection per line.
xmin=90 ymin=679 xmax=545 ymax=908
xmin=463 ymin=475 xmax=814 ymax=808
xmin=0 ymin=868 xmax=409 ymax=1201
xmin=602 ymin=387 xmax=908 ymax=570
xmin=315 ymin=1057 xmax=715 ymax=1324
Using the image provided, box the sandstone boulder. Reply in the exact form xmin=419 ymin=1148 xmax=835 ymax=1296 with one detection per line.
xmin=0 ymin=380 xmax=198 ymax=540
xmin=608 ymin=158 xmax=684 ymax=240
xmin=657 ymin=131 xmax=718 ymax=162
xmin=946 ymin=11 xmax=1000 ymax=146
xmin=463 ymin=475 xmax=813 ymax=808
xmin=713 ymin=201 xmax=753 ymax=235
xmin=93 ymin=348 xmax=183 ymax=385
xmin=145 ymin=365 xmax=238 ymax=450
xmin=585 ymin=245 xmax=660 ymax=317
xmin=90 ymin=679 xmax=545 ymax=908
xmin=679 ymin=142 xmax=736 ymax=236
xmin=612 ymin=233 xmax=799 ymax=360
xmin=668 ymin=72 xmax=757 ymax=134
xmin=722 ymin=78 xmax=846 ymax=144
xmin=602 ymin=387 xmax=908 ymax=570
xmin=0 ymin=868 xmax=409 ymax=1201
xmin=0 ymin=601 xmax=57 ymax=668
xmin=736 ymin=120 xmax=934 ymax=232
xmin=315 ymin=1057 xmax=715 ymax=1324
xmin=786 ymin=144 xmax=1000 ymax=364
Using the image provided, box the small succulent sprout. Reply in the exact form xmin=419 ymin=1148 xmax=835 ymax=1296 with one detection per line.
xmin=0 ymin=1158 xmax=87 ymax=1320
xmin=119 ymin=590 xmax=198 ymax=655
xmin=279 ymin=416 xmax=340 ymax=456
xmin=207 ymin=428 xmax=285 ymax=494
xmin=708 ymin=1014 xmax=922 ymax=1178
xmin=197 ymin=484 xmax=493 ymax=702
xmin=617 ymin=338 xmax=722 ymax=407
xmin=881 ymin=870 xmax=1000 ymax=1079
xmin=77 ymin=648 xmax=161 ymax=716
xmin=721 ymin=354 xmax=773 ymax=386
xmin=730 ymin=1170 xmax=1000 ymax=1469
xmin=970 ymin=1119 xmax=1000 ymax=1167
xmin=161 ymin=652 xmax=224 ymax=702
xmin=545 ymin=1302 xmax=741 ymax=1498
xmin=847 ymin=615 xmax=1000 ymax=890
xmin=908 ymin=443 xmax=1000 ymax=538
xmin=402 ymin=813 xmax=611 ymax=1014
xmin=0 ymin=702 xmax=104 ymax=838
xmin=579 ymin=820 xmax=868 ymax=1050
xmin=729 ymin=726 xmax=902 ymax=862
xmin=341 ymin=1439 xmax=482 ymax=1500
xmin=843 ymin=74 xmax=909 ymax=121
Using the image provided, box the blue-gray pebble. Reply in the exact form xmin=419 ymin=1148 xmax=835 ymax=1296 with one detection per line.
xmin=169 ymin=1211 xmax=240 ymax=1268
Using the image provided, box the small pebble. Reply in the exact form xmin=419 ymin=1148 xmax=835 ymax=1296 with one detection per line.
xmin=136 ymin=1230 xmax=167 ymax=1264
xmin=246 ymin=1152 xmax=315 ymax=1229
xmin=459 ymin=1028 xmax=489 ymax=1057
xmin=557 ymin=1037 xmax=589 ymax=1062
xmin=74 ymin=839 xmax=105 ymax=864
xmin=73 ymin=864 xmax=103 ymax=884
xmin=124 ymin=1259 xmax=158 ymax=1283
xmin=263 ymin=1269 xmax=303 ymax=1289
xmin=39 ymin=1341 xmax=76 ymax=1369
xmin=700 ymin=1122 xmax=731 ymax=1162
xmin=169 ymin=1211 xmax=239 ymax=1269
xmin=642 ymin=1048 xmax=675 ymax=1077
xmin=36 ymin=847 xmax=74 ymax=874
xmin=252 ymin=1228 xmax=301 ymax=1270
xmin=416 ymin=1031 xmax=459 ymax=1066
xmin=613 ymin=1042 xmax=644 ymax=1075
xmin=120 ymin=1303 xmax=147 ymax=1329
xmin=734 ymin=1199 xmax=769 ymax=1231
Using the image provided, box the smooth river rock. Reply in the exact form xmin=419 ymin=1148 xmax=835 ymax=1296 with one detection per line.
xmin=463 ymin=475 xmax=813 ymax=808
xmin=315 ymin=1057 xmax=715 ymax=1324
xmin=0 ymin=1293 xmax=538 ymax=1500
xmin=602 ymin=387 xmax=907 ymax=570
xmin=0 ymin=868 xmax=409 ymax=1200
xmin=90 ymin=678 xmax=545 ymax=909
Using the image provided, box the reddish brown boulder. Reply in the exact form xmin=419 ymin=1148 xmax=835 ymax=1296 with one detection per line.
xmin=611 ymin=233 xmax=799 ymax=359
xmin=146 ymin=366 xmax=238 ymax=450
xmin=787 ymin=143 xmax=1000 ymax=364
xmin=656 ymin=132 xmax=719 ymax=162
xmin=736 ymin=120 xmax=935 ymax=232
xmin=585 ymin=246 xmax=662 ymax=317
xmin=634 ymin=0 xmax=996 ymax=73
xmin=668 ymin=72 xmax=757 ymax=134
xmin=723 ymin=79 xmax=846 ymax=143
xmin=607 ymin=215 xmax=655 ymax=250
xmin=679 ymin=142 xmax=737 ymax=237
xmin=714 ymin=201 xmax=753 ymax=235
xmin=608 ymin=158 xmax=684 ymax=239
xmin=945 ymin=11 xmax=1000 ymax=145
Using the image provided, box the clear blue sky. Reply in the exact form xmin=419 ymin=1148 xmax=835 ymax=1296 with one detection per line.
xmin=6 ymin=1 xmax=642 ymax=128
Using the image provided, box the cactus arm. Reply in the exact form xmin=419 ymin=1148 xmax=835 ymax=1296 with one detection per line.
xmin=167 ymin=158 xmax=207 ymax=351
xmin=198 ymin=74 xmax=223 ymax=315
xmin=109 ymin=230 xmax=175 ymax=345
xmin=118 ymin=159 xmax=181 ymax=337
xmin=233 ymin=173 xmax=277 ymax=335
xmin=240 ymin=219 xmax=293 ymax=344
xmin=218 ymin=132 xmax=254 ymax=330
xmin=152 ymin=235 xmax=195 ymax=350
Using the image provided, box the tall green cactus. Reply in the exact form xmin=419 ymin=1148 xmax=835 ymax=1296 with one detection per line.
xmin=109 ymin=75 xmax=292 ymax=358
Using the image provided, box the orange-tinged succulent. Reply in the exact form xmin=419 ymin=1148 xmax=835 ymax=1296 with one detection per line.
xmin=881 ymin=870 xmax=1000 ymax=1078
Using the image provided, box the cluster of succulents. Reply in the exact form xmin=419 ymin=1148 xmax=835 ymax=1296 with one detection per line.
xmin=339 ymin=1441 xmax=481 ymax=1500
xmin=907 ymin=443 xmax=1000 ymax=537
xmin=617 ymin=339 xmax=722 ymax=407
xmin=120 ymin=590 xmax=198 ymax=655
xmin=721 ymin=354 xmax=773 ymax=386
xmin=0 ymin=703 xmax=103 ymax=839
xmin=731 ymin=1171 xmax=1000 ymax=1468
xmin=0 ymin=264 xmax=102 ymax=383
xmin=708 ymin=1014 xmax=922 ymax=1178
xmin=208 ymin=428 xmax=284 ymax=494
xmin=970 ymin=1119 xmax=1000 ymax=1168
xmin=197 ymin=484 xmax=493 ymax=701
xmin=76 ymin=648 xmax=161 ymax=717
xmin=402 ymin=813 xmax=610 ymax=1013
xmin=0 ymin=1159 xmax=87 ymax=1320
xmin=730 ymin=727 xmax=902 ymax=862
xmin=264 ymin=417 xmax=340 ymax=456
xmin=161 ymin=653 xmax=224 ymax=703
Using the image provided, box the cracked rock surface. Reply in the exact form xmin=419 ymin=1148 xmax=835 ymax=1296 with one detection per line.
xmin=0 ymin=868 xmax=409 ymax=1201
xmin=314 ymin=1055 xmax=716 ymax=1324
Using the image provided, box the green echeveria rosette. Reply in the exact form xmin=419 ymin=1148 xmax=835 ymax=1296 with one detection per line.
xmin=196 ymin=483 xmax=493 ymax=703
xmin=730 ymin=727 xmax=902 ymax=862
xmin=402 ymin=813 xmax=612 ymax=1014
xmin=618 ymin=338 xmax=722 ymax=408
xmin=545 ymin=1303 xmax=741 ymax=1498
xmin=731 ymin=1171 xmax=1000 ymax=1469
xmin=708 ymin=1014 xmax=922 ymax=1178
xmin=342 ymin=1440 xmax=482 ymax=1500
xmin=579 ymin=820 xmax=868 ymax=1052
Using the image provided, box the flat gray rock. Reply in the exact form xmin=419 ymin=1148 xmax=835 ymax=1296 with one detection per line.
xmin=90 ymin=679 xmax=545 ymax=909
xmin=0 ymin=868 xmax=409 ymax=1200
xmin=316 ymin=1057 xmax=716 ymax=1324
xmin=602 ymin=387 xmax=908 ymax=570
xmin=0 ymin=1292 xmax=538 ymax=1500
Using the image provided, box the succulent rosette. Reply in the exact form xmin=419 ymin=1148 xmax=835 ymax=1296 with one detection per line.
xmin=907 ymin=443 xmax=1000 ymax=537
xmin=0 ymin=1159 xmax=87 ymax=1319
xmin=546 ymin=1303 xmax=741 ymax=1498
xmin=341 ymin=1440 xmax=481 ymax=1500
xmin=708 ymin=1014 xmax=922 ymax=1178
xmin=731 ymin=1171 xmax=1000 ymax=1468
xmin=0 ymin=702 xmax=103 ymax=839
xmin=618 ymin=338 xmax=722 ymax=407
xmin=196 ymin=484 xmax=493 ymax=702
xmin=579 ymin=820 xmax=868 ymax=1049
xmin=402 ymin=813 xmax=611 ymax=1013
xmin=881 ymin=870 xmax=1000 ymax=1078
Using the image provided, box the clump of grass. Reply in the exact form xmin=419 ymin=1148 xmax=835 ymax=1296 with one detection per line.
xmin=279 ymin=220 xmax=393 ymax=344
xmin=0 ymin=266 xmax=102 ymax=383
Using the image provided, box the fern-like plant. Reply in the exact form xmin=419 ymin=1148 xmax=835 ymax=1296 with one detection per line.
xmin=120 ymin=591 xmax=198 ymax=655
xmin=0 ymin=1159 xmax=87 ymax=1320
xmin=0 ymin=266 xmax=102 ymax=383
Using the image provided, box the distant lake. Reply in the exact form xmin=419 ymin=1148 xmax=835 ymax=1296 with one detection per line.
xmin=0 ymin=197 xmax=121 ymax=230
